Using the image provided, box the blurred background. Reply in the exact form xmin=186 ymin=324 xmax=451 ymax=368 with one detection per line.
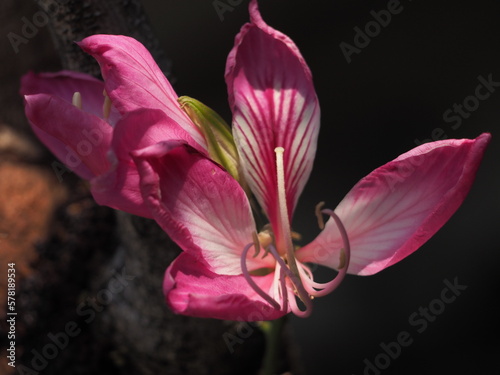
xmin=2 ymin=0 xmax=500 ymax=374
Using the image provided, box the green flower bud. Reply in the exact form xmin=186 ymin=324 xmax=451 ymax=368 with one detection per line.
xmin=179 ymin=96 xmax=241 ymax=182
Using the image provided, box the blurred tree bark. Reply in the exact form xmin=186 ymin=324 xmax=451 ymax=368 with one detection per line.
xmin=0 ymin=0 xmax=300 ymax=374
xmin=34 ymin=0 xmax=171 ymax=77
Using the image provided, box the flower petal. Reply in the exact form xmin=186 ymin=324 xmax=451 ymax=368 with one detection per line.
xmin=225 ymin=0 xmax=320 ymax=223
xmin=297 ymin=134 xmax=491 ymax=276
xmin=91 ymin=108 xmax=197 ymax=217
xmin=165 ymin=253 xmax=287 ymax=321
xmin=133 ymin=144 xmax=275 ymax=274
xmin=78 ymin=35 xmax=205 ymax=148
xmin=20 ymin=70 xmax=120 ymax=125
xmin=24 ymin=94 xmax=112 ymax=179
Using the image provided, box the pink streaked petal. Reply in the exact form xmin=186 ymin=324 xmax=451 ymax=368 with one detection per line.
xmin=297 ymin=134 xmax=491 ymax=276
xmin=20 ymin=70 xmax=120 ymax=125
xmin=133 ymin=144 xmax=275 ymax=275
xmin=164 ymin=253 xmax=287 ymax=321
xmin=91 ymin=108 xmax=200 ymax=218
xmin=225 ymin=0 xmax=320 ymax=225
xmin=24 ymin=94 xmax=112 ymax=180
xmin=78 ymin=35 xmax=205 ymax=148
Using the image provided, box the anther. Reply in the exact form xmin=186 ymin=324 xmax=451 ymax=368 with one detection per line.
xmin=315 ymin=201 xmax=326 ymax=230
xmin=338 ymin=248 xmax=347 ymax=269
xmin=103 ymin=91 xmax=112 ymax=121
xmin=291 ymin=231 xmax=302 ymax=241
xmin=252 ymin=232 xmax=261 ymax=258
xmin=72 ymin=92 xmax=82 ymax=110
xmin=257 ymin=230 xmax=273 ymax=249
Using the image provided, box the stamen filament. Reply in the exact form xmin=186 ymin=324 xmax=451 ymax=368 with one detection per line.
xmin=279 ymin=265 xmax=288 ymax=310
xmin=241 ymin=243 xmax=280 ymax=310
xmin=288 ymin=289 xmax=312 ymax=318
xmin=268 ymin=245 xmax=313 ymax=317
xmin=304 ymin=209 xmax=351 ymax=298
xmin=296 ymin=263 xmax=319 ymax=296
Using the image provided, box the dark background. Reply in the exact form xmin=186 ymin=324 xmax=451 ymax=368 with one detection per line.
xmin=3 ymin=0 xmax=500 ymax=374
xmin=138 ymin=0 xmax=500 ymax=374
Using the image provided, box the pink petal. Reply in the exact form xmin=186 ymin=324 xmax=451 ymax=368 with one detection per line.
xmin=296 ymin=134 xmax=491 ymax=276
xmin=165 ymin=253 xmax=287 ymax=321
xmin=225 ymin=0 xmax=320 ymax=224
xmin=24 ymin=94 xmax=112 ymax=179
xmin=132 ymin=144 xmax=275 ymax=275
xmin=91 ymin=163 xmax=147 ymax=216
xmin=91 ymin=108 xmax=200 ymax=218
xmin=78 ymin=35 xmax=205 ymax=148
xmin=20 ymin=70 xmax=120 ymax=125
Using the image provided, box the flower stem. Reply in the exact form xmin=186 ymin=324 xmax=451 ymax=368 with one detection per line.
xmin=259 ymin=316 xmax=286 ymax=375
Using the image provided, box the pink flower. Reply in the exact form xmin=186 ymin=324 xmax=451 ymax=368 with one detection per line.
xmin=21 ymin=36 xmax=206 ymax=217
xmin=132 ymin=0 xmax=491 ymax=321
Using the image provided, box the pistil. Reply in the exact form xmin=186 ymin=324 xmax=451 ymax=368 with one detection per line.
xmin=274 ymin=147 xmax=311 ymax=310
xmin=274 ymin=147 xmax=299 ymax=274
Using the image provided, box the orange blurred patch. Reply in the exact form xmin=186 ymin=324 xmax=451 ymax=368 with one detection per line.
xmin=0 ymin=161 xmax=67 ymax=317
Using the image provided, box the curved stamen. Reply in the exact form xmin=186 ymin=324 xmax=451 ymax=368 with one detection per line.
xmin=297 ymin=261 xmax=342 ymax=295
xmin=288 ymin=289 xmax=312 ymax=318
xmin=268 ymin=245 xmax=313 ymax=317
xmin=296 ymin=262 xmax=319 ymax=296
xmin=241 ymin=243 xmax=281 ymax=310
xmin=279 ymin=264 xmax=288 ymax=311
xmin=303 ymin=209 xmax=351 ymax=298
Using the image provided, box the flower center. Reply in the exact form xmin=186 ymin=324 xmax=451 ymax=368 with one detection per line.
xmin=240 ymin=147 xmax=351 ymax=318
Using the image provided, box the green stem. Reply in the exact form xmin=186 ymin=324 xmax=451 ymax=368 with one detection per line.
xmin=259 ymin=316 xmax=286 ymax=375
